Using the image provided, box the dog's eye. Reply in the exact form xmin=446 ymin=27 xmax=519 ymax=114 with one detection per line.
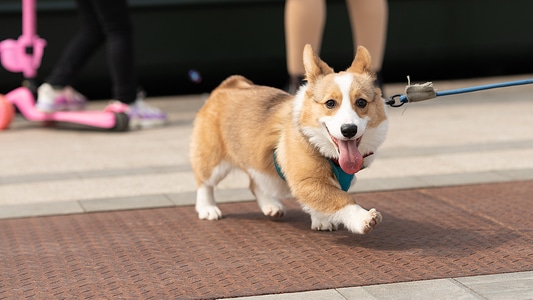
xmin=324 ymin=99 xmax=337 ymax=109
xmin=356 ymin=98 xmax=368 ymax=108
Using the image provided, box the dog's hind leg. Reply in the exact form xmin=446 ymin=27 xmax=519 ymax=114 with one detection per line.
xmin=195 ymin=161 xmax=232 ymax=220
xmin=248 ymin=170 xmax=289 ymax=218
xmin=250 ymin=182 xmax=285 ymax=218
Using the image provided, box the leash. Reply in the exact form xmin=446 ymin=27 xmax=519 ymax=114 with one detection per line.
xmin=386 ymin=77 xmax=533 ymax=107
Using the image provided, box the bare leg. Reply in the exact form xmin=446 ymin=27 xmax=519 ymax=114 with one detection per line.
xmin=345 ymin=0 xmax=388 ymax=72
xmin=284 ymin=0 xmax=326 ymax=77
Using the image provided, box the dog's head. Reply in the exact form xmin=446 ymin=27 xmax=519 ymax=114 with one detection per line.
xmin=293 ymin=45 xmax=388 ymax=174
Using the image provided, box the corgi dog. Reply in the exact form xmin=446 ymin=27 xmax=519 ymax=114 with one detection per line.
xmin=190 ymin=45 xmax=388 ymax=234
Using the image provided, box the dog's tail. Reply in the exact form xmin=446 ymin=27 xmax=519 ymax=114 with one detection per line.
xmin=217 ymin=75 xmax=254 ymax=90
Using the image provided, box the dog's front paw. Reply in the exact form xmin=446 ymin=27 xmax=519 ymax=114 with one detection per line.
xmin=196 ymin=205 xmax=222 ymax=220
xmin=335 ymin=205 xmax=382 ymax=234
xmin=358 ymin=208 xmax=382 ymax=234
xmin=261 ymin=204 xmax=285 ymax=218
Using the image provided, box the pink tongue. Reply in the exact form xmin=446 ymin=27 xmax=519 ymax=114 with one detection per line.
xmin=338 ymin=139 xmax=363 ymax=174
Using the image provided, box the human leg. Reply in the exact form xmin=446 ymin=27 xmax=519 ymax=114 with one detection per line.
xmin=345 ymin=0 xmax=388 ymax=73
xmin=90 ymin=0 xmax=137 ymax=104
xmin=37 ymin=0 xmax=104 ymax=112
xmin=284 ymin=0 xmax=326 ymax=93
xmin=92 ymin=0 xmax=166 ymax=128
xmin=46 ymin=0 xmax=105 ymax=87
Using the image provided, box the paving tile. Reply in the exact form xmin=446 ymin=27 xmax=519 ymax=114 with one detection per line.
xmin=360 ymin=155 xmax=461 ymax=179
xmin=213 ymin=188 xmax=256 ymax=203
xmin=166 ymin=191 xmax=196 ymax=206
xmin=0 ymin=171 xmax=80 ymax=185
xmin=355 ymin=176 xmax=428 ymax=193
xmin=78 ymin=165 xmax=189 ymax=179
xmin=496 ymin=168 xmax=533 ymax=181
xmin=415 ymin=171 xmax=512 ymax=187
xmin=335 ymin=287 xmax=379 ymax=299
xmin=360 ymin=279 xmax=482 ymax=300
xmin=79 ymin=194 xmax=174 ymax=212
xmin=454 ymin=271 xmax=533 ymax=300
xmin=0 ymin=173 xmax=195 ymax=205
xmin=167 ymin=188 xmax=256 ymax=207
xmin=443 ymin=151 xmax=533 ymax=174
xmin=223 ymin=289 xmax=347 ymax=300
xmin=0 ymin=201 xmax=84 ymax=219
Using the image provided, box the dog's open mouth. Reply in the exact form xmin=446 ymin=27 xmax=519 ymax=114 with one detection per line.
xmin=329 ymin=134 xmax=363 ymax=174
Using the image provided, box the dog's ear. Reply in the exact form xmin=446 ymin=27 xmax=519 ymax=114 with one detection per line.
xmin=303 ymin=44 xmax=334 ymax=81
xmin=347 ymin=46 xmax=372 ymax=74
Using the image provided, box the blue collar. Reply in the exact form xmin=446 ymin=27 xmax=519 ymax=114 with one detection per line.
xmin=328 ymin=159 xmax=355 ymax=192
xmin=273 ymin=150 xmax=287 ymax=181
xmin=273 ymin=149 xmax=357 ymax=192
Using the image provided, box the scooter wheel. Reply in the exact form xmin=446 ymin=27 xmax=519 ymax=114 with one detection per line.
xmin=0 ymin=94 xmax=15 ymax=130
xmin=112 ymin=112 xmax=130 ymax=132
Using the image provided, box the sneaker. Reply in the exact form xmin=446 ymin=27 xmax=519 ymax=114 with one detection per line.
xmin=124 ymin=95 xmax=167 ymax=129
xmin=36 ymin=83 xmax=87 ymax=112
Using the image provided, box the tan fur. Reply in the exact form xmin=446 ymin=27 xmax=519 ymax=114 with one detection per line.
xmin=190 ymin=45 xmax=387 ymax=234
xmin=190 ymin=75 xmax=292 ymax=183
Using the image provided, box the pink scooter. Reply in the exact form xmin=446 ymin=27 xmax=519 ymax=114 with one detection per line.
xmin=0 ymin=0 xmax=129 ymax=131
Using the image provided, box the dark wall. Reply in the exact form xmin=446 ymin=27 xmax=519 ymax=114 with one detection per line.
xmin=1 ymin=0 xmax=532 ymax=100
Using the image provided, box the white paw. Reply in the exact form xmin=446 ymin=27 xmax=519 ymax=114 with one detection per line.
xmin=196 ymin=205 xmax=222 ymax=220
xmin=261 ymin=203 xmax=285 ymax=218
xmin=353 ymin=208 xmax=382 ymax=234
xmin=311 ymin=220 xmax=339 ymax=231
xmin=324 ymin=204 xmax=382 ymax=234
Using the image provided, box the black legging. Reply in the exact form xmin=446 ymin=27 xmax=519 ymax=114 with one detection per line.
xmin=46 ymin=0 xmax=137 ymax=103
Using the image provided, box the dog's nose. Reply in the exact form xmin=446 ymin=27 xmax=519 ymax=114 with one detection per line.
xmin=340 ymin=124 xmax=358 ymax=138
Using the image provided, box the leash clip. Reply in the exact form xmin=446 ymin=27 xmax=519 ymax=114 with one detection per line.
xmin=386 ymin=94 xmax=406 ymax=107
